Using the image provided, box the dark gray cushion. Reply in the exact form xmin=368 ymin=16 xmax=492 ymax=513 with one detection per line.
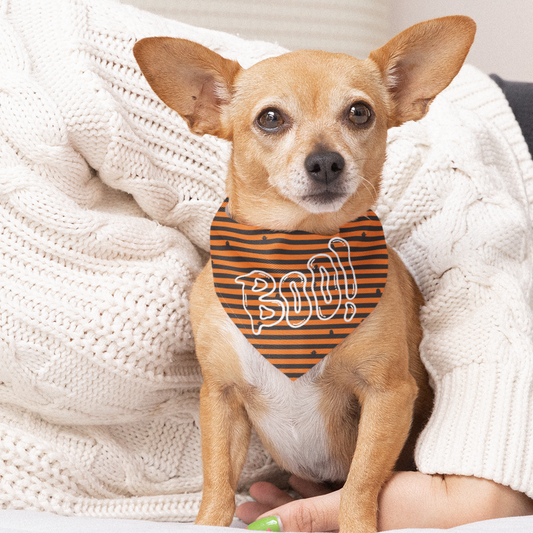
xmin=491 ymin=74 xmax=533 ymax=159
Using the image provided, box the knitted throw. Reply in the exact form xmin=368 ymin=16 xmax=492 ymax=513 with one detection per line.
xmin=1 ymin=0 xmax=533 ymax=522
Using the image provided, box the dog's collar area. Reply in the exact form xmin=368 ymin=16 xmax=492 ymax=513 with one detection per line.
xmin=210 ymin=198 xmax=389 ymax=380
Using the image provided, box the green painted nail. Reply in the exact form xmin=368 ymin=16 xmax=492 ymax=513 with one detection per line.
xmin=246 ymin=516 xmax=281 ymax=532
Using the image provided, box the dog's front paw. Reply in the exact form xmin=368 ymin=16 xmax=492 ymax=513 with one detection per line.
xmin=196 ymin=496 xmax=236 ymax=528
xmin=339 ymin=516 xmax=377 ymax=533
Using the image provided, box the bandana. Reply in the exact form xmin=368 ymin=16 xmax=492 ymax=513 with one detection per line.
xmin=210 ymin=199 xmax=388 ymax=380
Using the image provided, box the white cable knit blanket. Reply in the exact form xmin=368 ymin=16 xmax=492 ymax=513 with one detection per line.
xmin=1 ymin=0 xmax=533 ymax=522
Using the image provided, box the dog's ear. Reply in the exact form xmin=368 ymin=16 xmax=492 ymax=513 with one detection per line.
xmin=133 ymin=38 xmax=241 ymax=138
xmin=368 ymin=16 xmax=476 ymax=127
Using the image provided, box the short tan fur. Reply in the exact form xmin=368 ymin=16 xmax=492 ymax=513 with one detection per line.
xmin=134 ymin=16 xmax=475 ymax=532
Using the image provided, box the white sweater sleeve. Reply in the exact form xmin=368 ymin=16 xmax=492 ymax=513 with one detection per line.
xmin=376 ymin=65 xmax=533 ymax=496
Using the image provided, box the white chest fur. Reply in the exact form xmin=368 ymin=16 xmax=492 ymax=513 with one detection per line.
xmin=222 ymin=316 xmax=347 ymax=483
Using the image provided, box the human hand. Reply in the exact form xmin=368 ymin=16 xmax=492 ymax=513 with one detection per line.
xmin=238 ymin=475 xmax=341 ymax=532
xmin=236 ymin=472 xmax=533 ymax=531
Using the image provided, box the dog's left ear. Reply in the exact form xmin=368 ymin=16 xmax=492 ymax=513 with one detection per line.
xmin=368 ymin=16 xmax=476 ymax=127
xmin=133 ymin=38 xmax=241 ymax=138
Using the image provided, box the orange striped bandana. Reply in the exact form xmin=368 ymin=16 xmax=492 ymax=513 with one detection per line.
xmin=210 ymin=199 xmax=388 ymax=380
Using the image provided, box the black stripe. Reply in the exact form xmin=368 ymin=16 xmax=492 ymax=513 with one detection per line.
xmin=213 ymin=271 xmax=387 ymax=281
xmin=214 ymin=281 xmax=386 ymax=292
xmin=215 ymin=284 xmax=385 ymax=297
xmin=266 ymin=363 xmax=317 ymax=369
xmin=210 ymin=241 xmax=387 ymax=253
xmin=222 ymin=305 xmax=379 ymax=314
xmin=212 ymin=262 xmax=388 ymax=274
xmin=250 ymin=341 xmax=341 ymax=349
xmin=211 ymin=228 xmax=385 ymax=246
xmin=219 ymin=292 xmax=382 ymax=302
xmin=211 ymin=221 xmax=383 ymax=238
xmin=226 ymin=311 xmax=379 ymax=328
xmin=211 ymin=253 xmax=388 ymax=267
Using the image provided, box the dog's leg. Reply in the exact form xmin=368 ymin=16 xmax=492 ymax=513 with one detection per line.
xmin=195 ymin=378 xmax=252 ymax=526
xmin=339 ymin=366 xmax=418 ymax=533
xmin=191 ymin=266 xmax=254 ymax=526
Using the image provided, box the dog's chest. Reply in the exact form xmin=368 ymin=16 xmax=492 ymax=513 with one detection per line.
xmin=224 ymin=316 xmax=348 ymax=483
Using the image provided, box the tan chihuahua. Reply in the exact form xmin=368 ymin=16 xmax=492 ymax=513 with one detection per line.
xmin=134 ymin=16 xmax=475 ymax=533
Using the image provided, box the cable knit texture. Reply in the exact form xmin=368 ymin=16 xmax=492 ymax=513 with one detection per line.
xmin=0 ymin=0 xmax=287 ymax=521
xmin=0 ymin=0 xmax=532 ymax=522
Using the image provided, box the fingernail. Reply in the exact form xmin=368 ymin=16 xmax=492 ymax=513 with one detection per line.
xmin=246 ymin=515 xmax=282 ymax=532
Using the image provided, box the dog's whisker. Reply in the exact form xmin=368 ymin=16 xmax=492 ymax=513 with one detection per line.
xmin=257 ymin=183 xmax=277 ymax=200
xmin=357 ymin=174 xmax=378 ymax=197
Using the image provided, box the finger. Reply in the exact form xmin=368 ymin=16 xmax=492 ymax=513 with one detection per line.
xmin=289 ymin=475 xmax=333 ymax=498
xmin=254 ymin=489 xmax=342 ymax=532
xmin=236 ymin=501 xmax=275 ymax=524
xmin=236 ymin=482 xmax=297 ymax=524
xmin=250 ymin=481 xmax=296 ymax=508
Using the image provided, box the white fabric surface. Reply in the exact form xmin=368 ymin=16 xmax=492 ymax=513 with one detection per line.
xmin=0 ymin=510 xmax=533 ymax=533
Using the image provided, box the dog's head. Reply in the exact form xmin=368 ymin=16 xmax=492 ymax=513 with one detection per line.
xmin=134 ymin=16 xmax=475 ymax=231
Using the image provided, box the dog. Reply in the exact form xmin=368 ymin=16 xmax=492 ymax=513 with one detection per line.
xmin=134 ymin=16 xmax=475 ymax=532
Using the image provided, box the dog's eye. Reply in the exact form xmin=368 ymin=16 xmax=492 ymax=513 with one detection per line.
xmin=257 ymin=108 xmax=284 ymax=131
xmin=348 ymin=103 xmax=372 ymax=126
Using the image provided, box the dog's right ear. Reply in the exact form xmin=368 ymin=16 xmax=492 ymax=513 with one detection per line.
xmin=368 ymin=16 xmax=476 ymax=127
xmin=133 ymin=38 xmax=241 ymax=139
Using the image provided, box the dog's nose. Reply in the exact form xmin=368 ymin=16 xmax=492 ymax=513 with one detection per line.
xmin=305 ymin=151 xmax=345 ymax=184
